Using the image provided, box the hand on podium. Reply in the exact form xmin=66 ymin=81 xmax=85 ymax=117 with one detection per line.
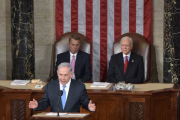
xmin=29 ymin=99 xmax=38 ymax=109
xmin=88 ymin=100 xmax=96 ymax=112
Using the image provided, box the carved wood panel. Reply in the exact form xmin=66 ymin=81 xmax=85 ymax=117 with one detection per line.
xmin=11 ymin=99 xmax=26 ymax=120
xmin=129 ymin=102 xmax=145 ymax=120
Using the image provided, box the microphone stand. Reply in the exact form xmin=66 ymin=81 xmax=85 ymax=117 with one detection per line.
xmin=57 ymin=90 xmax=63 ymax=116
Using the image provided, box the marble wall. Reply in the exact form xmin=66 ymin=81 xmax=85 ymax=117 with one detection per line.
xmin=0 ymin=0 xmax=164 ymax=82
xmin=164 ymin=0 xmax=180 ymax=83
xmin=11 ymin=0 xmax=34 ymax=80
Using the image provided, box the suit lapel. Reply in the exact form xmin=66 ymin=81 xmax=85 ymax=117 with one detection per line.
xmin=54 ymin=80 xmax=63 ymax=112
xmin=64 ymin=80 xmax=76 ymax=111
xmin=125 ymin=53 xmax=134 ymax=75
xmin=119 ymin=53 xmax=124 ymax=74
xmin=66 ymin=52 xmax=70 ymax=63
xmin=74 ymin=51 xmax=82 ymax=77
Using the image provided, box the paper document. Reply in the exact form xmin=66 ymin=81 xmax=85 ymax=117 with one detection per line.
xmin=68 ymin=114 xmax=87 ymax=116
xmin=35 ymin=85 xmax=44 ymax=89
xmin=10 ymin=80 xmax=30 ymax=85
xmin=46 ymin=112 xmax=67 ymax=116
xmin=91 ymin=82 xmax=110 ymax=87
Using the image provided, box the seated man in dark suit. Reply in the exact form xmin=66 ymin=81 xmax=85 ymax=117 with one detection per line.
xmin=53 ymin=35 xmax=92 ymax=82
xmin=29 ymin=62 xmax=96 ymax=112
xmin=107 ymin=36 xmax=144 ymax=83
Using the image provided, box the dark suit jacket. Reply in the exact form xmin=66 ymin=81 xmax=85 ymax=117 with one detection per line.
xmin=36 ymin=80 xmax=90 ymax=112
xmin=107 ymin=52 xmax=144 ymax=83
xmin=53 ymin=50 xmax=92 ymax=82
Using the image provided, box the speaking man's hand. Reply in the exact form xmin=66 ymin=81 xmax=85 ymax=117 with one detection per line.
xmin=88 ymin=100 xmax=96 ymax=112
xmin=29 ymin=99 xmax=38 ymax=109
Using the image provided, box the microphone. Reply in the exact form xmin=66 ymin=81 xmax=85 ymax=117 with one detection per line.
xmin=57 ymin=90 xmax=63 ymax=116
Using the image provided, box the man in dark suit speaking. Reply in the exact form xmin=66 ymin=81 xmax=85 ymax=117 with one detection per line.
xmin=29 ymin=62 xmax=96 ymax=112
xmin=107 ymin=36 xmax=144 ymax=83
xmin=53 ymin=35 xmax=92 ymax=83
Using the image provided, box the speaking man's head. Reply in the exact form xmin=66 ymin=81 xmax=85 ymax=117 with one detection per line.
xmin=57 ymin=62 xmax=73 ymax=85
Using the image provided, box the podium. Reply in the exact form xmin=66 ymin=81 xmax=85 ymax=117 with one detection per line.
xmin=30 ymin=112 xmax=91 ymax=120
xmin=0 ymin=80 xmax=179 ymax=120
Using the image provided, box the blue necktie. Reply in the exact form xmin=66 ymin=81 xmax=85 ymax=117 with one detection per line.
xmin=61 ymin=85 xmax=66 ymax=109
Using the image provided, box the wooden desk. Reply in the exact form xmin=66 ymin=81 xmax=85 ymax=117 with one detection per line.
xmin=30 ymin=112 xmax=90 ymax=120
xmin=0 ymin=80 xmax=179 ymax=120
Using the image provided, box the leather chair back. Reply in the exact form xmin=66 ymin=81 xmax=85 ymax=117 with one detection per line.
xmin=113 ymin=33 xmax=150 ymax=81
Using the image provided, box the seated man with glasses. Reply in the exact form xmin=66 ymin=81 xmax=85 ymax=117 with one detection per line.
xmin=107 ymin=36 xmax=144 ymax=83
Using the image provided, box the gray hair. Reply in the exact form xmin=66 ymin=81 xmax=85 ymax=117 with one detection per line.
xmin=120 ymin=36 xmax=133 ymax=46
xmin=57 ymin=62 xmax=72 ymax=72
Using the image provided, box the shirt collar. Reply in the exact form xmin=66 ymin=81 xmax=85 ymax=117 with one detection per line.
xmin=123 ymin=52 xmax=131 ymax=58
xmin=59 ymin=79 xmax=71 ymax=88
xmin=70 ymin=51 xmax=77 ymax=57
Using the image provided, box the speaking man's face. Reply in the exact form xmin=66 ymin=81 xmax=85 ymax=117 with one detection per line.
xmin=57 ymin=66 xmax=73 ymax=85
xmin=120 ymin=38 xmax=133 ymax=55
xmin=68 ymin=38 xmax=81 ymax=54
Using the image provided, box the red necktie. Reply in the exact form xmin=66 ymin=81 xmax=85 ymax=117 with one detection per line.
xmin=124 ymin=56 xmax=128 ymax=74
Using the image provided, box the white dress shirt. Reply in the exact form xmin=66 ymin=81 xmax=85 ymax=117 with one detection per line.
xmin=59 ymin=79 xmax=71 ymax=100
xmin=123 ymin=52 xmax=131 ymax=64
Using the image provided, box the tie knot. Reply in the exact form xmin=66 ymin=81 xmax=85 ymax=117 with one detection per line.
xmin=63 ymin=85 xmax=66 ymax=89
xmin=125 ymin=56 xmax=128 ymax=60
xmin=72 ymin=55 xmax=75 ymax=58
